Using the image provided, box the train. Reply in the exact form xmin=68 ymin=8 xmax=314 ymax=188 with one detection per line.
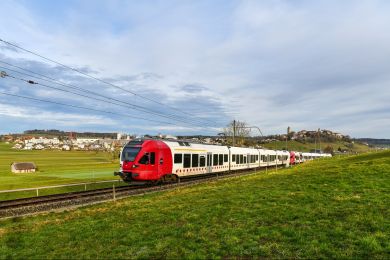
xmin=114 ymin=139 xmax=332 ymax=183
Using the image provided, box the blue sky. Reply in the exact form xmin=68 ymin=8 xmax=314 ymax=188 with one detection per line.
xmin=0 ymin=0 xmax=389 ymax=138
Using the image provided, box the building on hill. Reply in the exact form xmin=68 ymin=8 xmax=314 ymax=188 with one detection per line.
xmin=11 ymin=162 xmax=37 ymax=173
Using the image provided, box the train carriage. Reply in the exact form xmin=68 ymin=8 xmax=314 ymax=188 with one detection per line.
xmin=229 ymin=147 xmax=259 ymax=170
xmin=276 ymin=150 xmax=290 ymax=167
xmin=117 ymin=138 xmax=332 ymax=183
xmin=294 ymin=151 xmax=303 ymax=164
xmin=266 ymin=150 xmax=277 ymax=167
xmin=259 ymin=149 xmax=272 ymax=167
xmin=168 ymin=141 xmax=230 ymax=177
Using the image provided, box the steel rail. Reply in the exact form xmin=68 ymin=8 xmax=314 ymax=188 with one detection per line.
xmin=0 ymin=167 xmax=276 ymax=219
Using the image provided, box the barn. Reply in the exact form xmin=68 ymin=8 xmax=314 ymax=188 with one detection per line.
xmin=11 ymin=162 xmax=37 ymax=173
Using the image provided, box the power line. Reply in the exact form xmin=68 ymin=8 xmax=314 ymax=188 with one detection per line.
xmin=0 ymin=38 xmax=221 ymax=125
xmin=0 ymin=60 xmax=225 ymax=126
xmin=0 ymin=67 xmax=220 ymax=128
xmin=0 ymin=90 xmax=190 ymax=126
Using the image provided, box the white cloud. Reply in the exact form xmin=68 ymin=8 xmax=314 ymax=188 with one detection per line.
xmin=0 ymin=0 xmax=389 ymax=137
xmin=0 ymin=103 xmax=116 ymax=127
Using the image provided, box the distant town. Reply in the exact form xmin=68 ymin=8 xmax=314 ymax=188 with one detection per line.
xmin=1 ymin=128 xmax=388 ymax=152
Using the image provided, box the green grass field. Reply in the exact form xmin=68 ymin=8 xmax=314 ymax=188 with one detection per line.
xmin=0 ymin=142 xmax=118 ymax=194
xmin=0 ymin=151 xmax=388 ymax=258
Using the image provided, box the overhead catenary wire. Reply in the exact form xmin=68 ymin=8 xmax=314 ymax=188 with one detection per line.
xmin=0 ymin=90 xmax=191 ymax=127
xmin=0 ymin=38 xmax=222 ymax=125
xmin=0 ymin=63 xmax=223 ymax=127
xmin=0 ymin=68 xmax=222 ymax=128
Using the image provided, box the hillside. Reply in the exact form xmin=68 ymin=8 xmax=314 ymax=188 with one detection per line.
xmin=0 ymin=151 xmax=389 ymax=258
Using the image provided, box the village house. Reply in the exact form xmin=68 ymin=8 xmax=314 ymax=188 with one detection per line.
xmin=11 ymin=162 xmax=37 ymax=173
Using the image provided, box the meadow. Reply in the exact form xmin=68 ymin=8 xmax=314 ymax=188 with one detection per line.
xmin=0 ymin=151 xmax=388 ymax=258
xmin=0 ymin=142 xmax=119 ymax=199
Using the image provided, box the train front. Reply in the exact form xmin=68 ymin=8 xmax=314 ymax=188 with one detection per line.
xmin=114 ymin=139 xmax=172 ymax=182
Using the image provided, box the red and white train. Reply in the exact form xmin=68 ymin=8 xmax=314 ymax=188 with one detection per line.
xmin=115 ymin=139 xmax=331 ymax=183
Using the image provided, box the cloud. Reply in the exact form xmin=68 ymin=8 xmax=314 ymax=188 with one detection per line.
xmin=179 ymin=84 xmax=209 ymax=93
xmin=0 ymin=0 xmax=389 ymax=137
xmin=0 ymin=103 xmax=117 ymax=126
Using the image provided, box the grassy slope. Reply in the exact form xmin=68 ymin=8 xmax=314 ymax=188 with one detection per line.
xmin=262 ymin=140 xmax=370 ymax=153
xmin=0 ymin=142 xmax=118 ymax=190
xmin=0 ymin=151 xmax=389 ymax=259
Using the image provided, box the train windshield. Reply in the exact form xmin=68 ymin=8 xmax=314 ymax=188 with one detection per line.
xmin=121 ymin=147 xmax=141 ymax=162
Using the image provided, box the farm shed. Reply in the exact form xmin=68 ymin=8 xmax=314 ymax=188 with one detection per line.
xmin=11 ymin=162 xmax=37 ymax=173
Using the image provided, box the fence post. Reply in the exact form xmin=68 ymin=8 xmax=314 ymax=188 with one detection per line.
xmin=85 ymin=184 xmax=87 ymax=191
xmin=36 ymin=188 xmax=39 ymax=197
xmin=113 ymin=183 xmax=116 ymax=201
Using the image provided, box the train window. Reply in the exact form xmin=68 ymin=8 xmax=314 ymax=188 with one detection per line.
xmin=121 ymin=147 xmax=141 ymax=162
xmin=150 ymin=152 xmax=155 ymax=164
xmin=178 ymin=141 xmax=185 ymax=146
xmin=240 ymin=155 xmax=243 ymax=164
xmin=192 ymin=154 xmax=199 ymax=167
xmin=200 ymin=156 xmax=206 ymax=167
xmin=213 ymin=154 xmax=218 ymax=166
xmin=232 ymin=154 xmax=236 ymax=162
xmin=244 ymin=156 xmax=247 ymax=164
xmin=224 ymin=154 xmax=228 ymax=162
xmin=207 ymin=154 xmax=212 ymax=166
xmin=139 ymin=153 xmax=149 ymax=164
xmin=219 ymin=154 xmax=223 ymax=165
xmin=183 ymin=154 xmax=191 ymax=168
xmin=174 ymin=154 xmax=183 ymax=164
xmin=184 ymin=142 xmax=190 ymax=146
xmin=256 ymin=155 xmax=259 ymax=161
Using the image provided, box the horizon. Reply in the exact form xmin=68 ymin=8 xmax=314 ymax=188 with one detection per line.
xmin=2 ymin=128 xmax=389 ymax=140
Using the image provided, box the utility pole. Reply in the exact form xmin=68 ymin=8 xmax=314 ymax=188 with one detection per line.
xmin=286 ymin=126 xmax=290 ymax=150
xmin=233 ymin=120 xmax=236 ymax=146
xmin=318 ymin=128 xmax=321 ymax=153
xmin=231 ymin=122 xmax=264 ymax=147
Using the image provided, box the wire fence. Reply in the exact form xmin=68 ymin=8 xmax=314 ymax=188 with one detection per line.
xmin=0 ymin=179 xmax=124 ymax=199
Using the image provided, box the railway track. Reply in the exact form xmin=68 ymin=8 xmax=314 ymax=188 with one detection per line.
xmin=0 ymin=167 xmax=268 ymax=219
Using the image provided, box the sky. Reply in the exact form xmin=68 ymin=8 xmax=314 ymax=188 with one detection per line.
xmin=0 ymin=0 xmax=389 ymax=138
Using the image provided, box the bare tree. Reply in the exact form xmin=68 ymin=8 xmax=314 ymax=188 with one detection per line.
xmin=323 ymin=145 xmax=334 ymax=155
xmin=223 ymin=120 xmax=251 ymax=146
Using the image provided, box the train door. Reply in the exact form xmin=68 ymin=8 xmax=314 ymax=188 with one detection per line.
xmin=247 ymin=153 xmax=250 ymax=168
xmin=157 ymin=149 xmax=164 ymax=178
xmin=137 ymin=151 xmax=157 ymax=179
xmin=206 ymin=152 xmax=212 ymax=173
